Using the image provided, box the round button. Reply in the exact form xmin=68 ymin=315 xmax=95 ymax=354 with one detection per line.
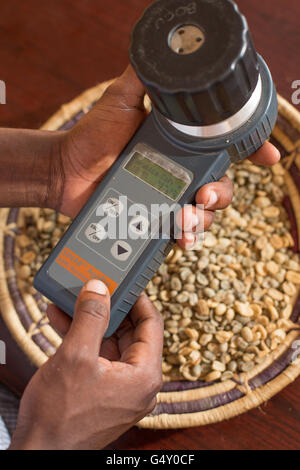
xmin=129 ymin=215 xmax=149 ymax=238
xmin=98 ymin=197 xmax=124 ymax=218
xmin=85 ymin=223 xmax=106 ymax=243
xmin=111 ymin=241 xmax=132 ymax=261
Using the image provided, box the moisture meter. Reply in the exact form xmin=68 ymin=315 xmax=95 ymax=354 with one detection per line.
xmin=34 ymin=0 xmax=278 ymax=336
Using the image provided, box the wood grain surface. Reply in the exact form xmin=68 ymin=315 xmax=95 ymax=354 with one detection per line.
xmin=0 ymin=0 xmax=299 ymax=450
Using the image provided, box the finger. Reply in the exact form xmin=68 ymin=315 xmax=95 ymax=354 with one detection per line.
xmin=100 ymin=317 xmax=135 ymax=361
xmin=62 ymin=279 xmax=111 ymax=359
xmin=47 ymin=304 xmax=71 ymax=337
xmin=94 ymin=65 xmax=146 ymax=145
xmin=111 ymin=64 xmax=145 ymax=104
xmin=176 ymin=233 xmax=197 ymax=250
xmin=195 ymin=176 xmax=233 ymax=211
xmin=121 ymin=293 xmax=164 ymax=370
xmin=115 ymin=317 xmax=135 ymax=355
xmin=73 ymin=65 xmax=147 ymax=179
xmin=248 ymin=142 xmax=281 ymax=166
xmin=99 ymin=317 xmax=137 ymax=361
xmin=176 ymin=205 xmax=203 ymax=233
xmin=176 ymin=211 xmax=215 ymax=249
xmin=176 ymin=204 xmax=215 ymax=231
xmin=48 ymin=301 xmax=118 ymax=359
xmin=176 ymin=211 xmax=216 ymax=250
xmin=100 ymin=336 xmax=121 ymax=362
xmin=176 ymin=232 xmax=199 ymax=250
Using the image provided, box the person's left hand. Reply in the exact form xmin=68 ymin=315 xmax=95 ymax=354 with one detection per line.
xmin=54 ymin=65 xmax=280 ymax=250
xmin=11 ymin=283 xmax=164 ymax=450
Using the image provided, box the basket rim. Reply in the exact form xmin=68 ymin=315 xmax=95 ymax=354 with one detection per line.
xmin=0 ymin=83 xmax=300 ymax=429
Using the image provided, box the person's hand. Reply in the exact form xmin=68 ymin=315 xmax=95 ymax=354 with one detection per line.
xmin=10 ymin=280 xmax=163 ymax=450
xmin=53 ymin=65 xmax=280 ymax=250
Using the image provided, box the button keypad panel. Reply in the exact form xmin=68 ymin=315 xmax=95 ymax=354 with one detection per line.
xmin=76 ymin=188 xmax=155 ymax=272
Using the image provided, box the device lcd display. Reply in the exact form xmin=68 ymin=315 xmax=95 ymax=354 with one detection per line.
xmin=125 ymin=152 xmax=187 ymax=201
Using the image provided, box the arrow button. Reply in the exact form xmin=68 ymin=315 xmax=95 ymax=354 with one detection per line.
xmin=117 ymin=244 xmax=128 ymax=256
xmin=129 ymin=215 xmax=149 ymax=237
xmin=111 ymin=241 xmax=132 ymax=261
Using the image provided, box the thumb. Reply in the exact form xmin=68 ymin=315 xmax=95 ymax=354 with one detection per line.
xmin=92 ymin=65 xmax=147 ymax=149
xmin=63 ymin=280 xmax=111 ymax=358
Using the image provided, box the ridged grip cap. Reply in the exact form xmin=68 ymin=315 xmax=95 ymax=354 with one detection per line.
xmin=129 ymin=0 xmax=260 ymax=126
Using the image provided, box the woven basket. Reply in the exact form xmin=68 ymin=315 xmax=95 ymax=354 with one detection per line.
xmin=0 ymin=80 xmax=300 ymax=430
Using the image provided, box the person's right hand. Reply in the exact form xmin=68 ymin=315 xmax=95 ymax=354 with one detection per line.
xmin=10 ymin=280 xmax=163 ymax=450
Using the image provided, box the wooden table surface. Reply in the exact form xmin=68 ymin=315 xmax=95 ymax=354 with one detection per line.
xmin=0 ymin=0 xmax=300 ymax=450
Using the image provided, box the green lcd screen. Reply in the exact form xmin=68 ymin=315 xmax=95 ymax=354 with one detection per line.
xmin=125 ymin=152 xmax=187 ymax=201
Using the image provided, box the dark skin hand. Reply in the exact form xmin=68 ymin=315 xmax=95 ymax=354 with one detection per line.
xmin=10 ymin=282 xmax=163 ymax=450
xmin=3 ymin=65 xmax=280 ymax=450
xmin=57 ymin=65 xmax=280 ymax=248
xmin=0 ymin=65 xmax=280 ymax=246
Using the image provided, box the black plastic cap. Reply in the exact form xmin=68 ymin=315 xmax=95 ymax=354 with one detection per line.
xmin=129 ymin=0 xmax=260 ymax=126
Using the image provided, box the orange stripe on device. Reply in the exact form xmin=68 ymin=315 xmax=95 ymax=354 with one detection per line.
xmin=55 ymin=247 xmax=118 ymax=295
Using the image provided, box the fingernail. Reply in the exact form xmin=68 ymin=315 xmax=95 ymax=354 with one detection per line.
xmin=276 ymin=148 xmax=281 ymax=160
xmin=205 ymin=191 xmax=218 ymax=209
xmin=177 ymin=211 xmax=200 ymax=231
xmin=182 ymin=213 xmax=200 ymax=231
xmin=185 ymin=233 xmax=196 ymax=250
xmin=191 ymin=213 xmax=200 ymax=227
xmin=84 ymin=279 xmax=108 ymax=295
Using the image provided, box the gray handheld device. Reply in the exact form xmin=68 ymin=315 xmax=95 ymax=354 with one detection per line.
xmin=34 ymin=0 xmax=278 ymax=337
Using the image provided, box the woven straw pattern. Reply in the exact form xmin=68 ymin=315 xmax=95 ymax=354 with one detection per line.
xmin=0 ymin=81 xmax=300 ymax=429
